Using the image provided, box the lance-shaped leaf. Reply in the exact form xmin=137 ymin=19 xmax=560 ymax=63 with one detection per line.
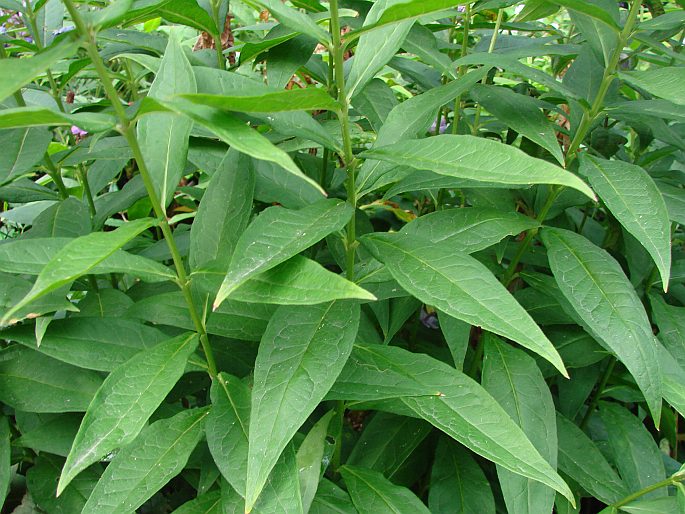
xmin=0 ymin=347 xmax=103 ymax=412
xmin=621 ymin=67 xmax=685 ymax=106
xmin=206 ymin=373 xmax=250 ymax=496
xmin=362 ymin=135 xmax=596 ymax=200
xmin=556 ymin=413 xmax=628 ymax=504
xmin=0 ymin=39 xmax=78 ymax=102
xmin=310 ymin=479 xmax=356 ymax=513
xmin=400 ymin=207 xmax=539 ymax=254
xmin=346 ymin=0 xmax=414 ymax=100
xmin=245 ymin=302 xmax=360 ymax=512
xmin=541 ymin=228 xmax=662 ymax=424
xmin=361 ymin=232 xmax=567 ymax=376
xmin=2 ymin=317 xmax=167 ymax=372
xmin=180 ymin=88 xmax=340 ymax=113
xmin=57 ymin=333 xmax=198 ymax=495
xmin=547 ymin=0 xmax=620 ymax=29
xmin=650 ymin=294 xmax=685 ymax=369
xmin=253 ymin=0 xmax=330 ymax=45
xmin=82 ymin=408 xmax=209 ymax=514
xmin=580 ymin=155 xmax=671 ymax=291
xmin=0 ymin=416 xmax=8 ymax=509
xmin=0 ymin=107 xmax=115 ymax=132
xmin=340 ymin=465 xmax=431 ymax=514
xmin=137 ymin=30 xmax=196 ymax=208
xmin=598 ymin=402 xmax=666 ymax=497
xmin=1 ymin=128 xmax=52 ymax=184
xmin=327 ymin=344 xmax=574 ymax=503
xmin=1 ymin=218 xmax=156 ymax=325
xmin=213 ymin=199 xmax=353 ymax=309
xmin=158 ymin=99 xmax=325 ymax=195
xmin=471 ymin=84 xmax=564 ymax=165
xmin=429 ymin=438 xmax=495 ymax=514
xmin=170 ymin=491 xmax=221 ymax=514
xmin=189 ymin=149 xmax=255 ymax=272
xmin=482 ymin=336 xmax=557 ymax=514
xmin=297 ymin=410 xmax=335 ymax=512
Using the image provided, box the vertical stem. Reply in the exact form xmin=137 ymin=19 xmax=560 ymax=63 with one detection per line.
xmin=501 ymin=1 xmax=642 ymax=285
xmin=579 ymin=357 xmax=616 ymax=430
xmin=471 ymin=8 xmax=503 ymax=136
xmin=329 ymin=0 xmax=355 ymax=471
xmin=43 ymin=153 xmax=70 ymax=199
xmin=452 ymin=2 xmax=471 ymax=134
xmin=61 ymin=0 xmax=218 ymax=378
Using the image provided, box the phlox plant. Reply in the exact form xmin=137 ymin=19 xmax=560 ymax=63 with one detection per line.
xmin=0 ymin=0 xmax=685 ymax=513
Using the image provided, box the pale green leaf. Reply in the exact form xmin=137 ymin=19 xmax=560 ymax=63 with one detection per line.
xmin=181 ymin=88 xmax=340 ymax=113
xmin=213 ymin=199 xmax=353 ymax=309
xmin=482 ymin=336 xmax=557 ymax=514
xmin=541 ymin=228 xmax=662 ymax=424
xmin=137 ymin=30 xmax=196 ymax=208
xmin=340 ymin=465 xmax=431 ymax=514
xmin=0 ymin=347 xmax=103 ymax=412
xmin=245 ymin=301 xmax=359 ymax=512
xmin=0 ymin=107 xmax=115 ymax=133
xmin=296 ymin=411 xmax=334 ymax=512
xmin=328 ymin=344 xmax=575 ymax=503
xmin=362 ymin=135 xmax=596 ymax=200
xmin=1 ymin=218 xmax=156 ymax=324
xmin=57 ymin=333 xmax=198 ymax=494
xmin=580 ymin=155 xmax=671 ymax=291
xmin=361 ymin=232 xmax=567 ymax=375
xmin=621 ymin=68 xmax=685 ymax=105
xmin=82 ymin=408 xmax=209 ymax=514
xmin=253 ymin=0 xmax=330 ymax=45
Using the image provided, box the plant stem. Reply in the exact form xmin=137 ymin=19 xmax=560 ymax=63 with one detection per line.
xmin=61 ymin=0 xmax=218 ymax=378
xmin=329 ymin=0 xmax=355 ymax=471
xmin=471 ymin=8 xmax=503 ymax=136
xmin=579 ymin=357 xmax=616 ymax=430
xmin=452 ymin=2 xmax=471 ymax=134
xmin=43 ymin=153 xmax=70 ymax=199
xmin=502 ymin=1 xmax=642 ymax=285
xmin=612 ymin=473 xmax=685 ymax=508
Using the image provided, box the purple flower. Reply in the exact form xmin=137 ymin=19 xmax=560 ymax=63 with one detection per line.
xmin=430 ymin=118 xmax=449 ymax=135
xmin=71 ymin=125 xmax=87 ymax=137
xmin=52 ymin=26 xmax=73 ymax=35
xmin=420 ymin=306 xmax=440 ymax=330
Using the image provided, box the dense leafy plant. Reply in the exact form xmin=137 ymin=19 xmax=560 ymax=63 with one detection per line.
xmin=1 ymin=0 xmax=685 ymax=512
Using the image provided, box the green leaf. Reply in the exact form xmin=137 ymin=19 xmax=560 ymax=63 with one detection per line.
xmin=296 ymin=410 xmax=334 ymax=512
xmin=189 ymin=149 xmax=255 ymax=272
xmin=580 ymin=155 xmax=671 ymax=291
xmin=82 ymin=408 xmax=209 ymax=514
xmin=267 ymin=35 xmax=318 ymax=90
xmin=429 ymin=437 xmax=495 ymax=514
xmin=340 ymin=465 xmax=431 ymax=514
xmin=0 ymin=237 xmax=175 ymax=283
xmin=371 ymin=0 xmax=460 ymax=32
xmin=181 ymin=88 xmax=340 ymax=113
xmin=0 ymin=128 xmax=52 ymax=184
xmin=619 ymin=497 xmax=682 ymax=514
xmin=251 ymin=442 xmax=304 ymax=514
xmin=621 ymin=68 xmax=685 ymax=106
xmin=0 ymin=347 xmax=103 ymax=412
xmin=346 ymin=1 xmax=414 ymax=100
xmin=471 ymin=84 xmax=564 ymax=165
xmin=541 ymin=228 xmax=663 ymax=424
xmin=310 ymin=479 xmax=356 ymax=514
xmin=137 ymin=30 xmax=196 ymax=208
xmin=24 ymin=197 xmax=91 ymax=239
xmin=556 ymin=412 xmax=628 ymax=504
xmin=158 ymin=0 xmax=218 ymax=35
xmin=253 ymin=0 xmax=331 ymax=46
xmin=206 ymin=373 xmax=250 ymax=496
xmin=26 ymin=454 xmax=101 ymax=514
xmin=213 ymin=199 xmax=353 ymax=309
xmin=482 ymin=336 xmax=557 ymax=514
xmin=361 ymin=232 xmax=567 ymax=375
xmin=171 ymin=491 xmax=222 ymax=514
xmin=438 ymin=313 xmax=470 ymax=370
xmin=0 ymin=39 xmax=78 ymax=102
xmin=14 ymin=414 xmax=81 ymax=457
xmin=57 ymin=333 xmax=198 ymax=495
xmin=598 ymin=402 xmax=666 ymax=498
xmin=159 ymin=99 xmax=325 ymax=195
xmin=546 ymin=0 xmax=620 ymax=30
xmin=1 ymin=218 xmax=157 ymax=325
xmin=362 ymin=135 xmax=596 ymax=200
xmin=213 ymin=255 xmax=375 ymax=305
xmin=400 ymin=207 xmax=539 ymax=254
xmin=328 ymin=344 xmax=575 ymax=503
xmin=347 ymin=411 xmax=431 ymax=482
xmin=2 ymin=317 xmax=167 ymax=371
xmin=0 ymin=416 xmax=9 ymax=510
xmin=245 ymin=301 xmax=360 ymax=512
xmin=0 ymin=107 xmax=116 ymax=133
xmin=650 ymin=294 xmax=685 ymax=369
